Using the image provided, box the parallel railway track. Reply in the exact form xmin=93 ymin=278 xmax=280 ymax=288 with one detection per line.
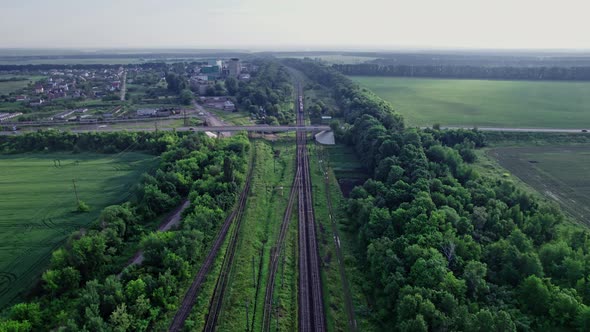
xmin=296 ymin=85 xmax=326 ymax=332
xmin=168 ymin=152 xmax=255 ymax=332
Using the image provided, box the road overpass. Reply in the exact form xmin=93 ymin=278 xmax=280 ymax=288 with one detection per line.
xmin=0 ymin=125 xmax=331 ymax=136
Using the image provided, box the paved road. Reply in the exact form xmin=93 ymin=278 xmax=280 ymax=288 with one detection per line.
xmin=120 ymin=70 xmax=127 ymax=101
xmin=194 ymin=101 xmax=231 ymax=136
xmin=426 ymin=126 xmax=590 ymax=133
xmin=0 ymin=125 xmax=330 ymax=136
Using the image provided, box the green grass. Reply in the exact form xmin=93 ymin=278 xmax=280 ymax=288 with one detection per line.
xmin=0 ymin=152 xmax=158 ymax=308
xmin=215 ymin=140 xmax=297 ymax=331
xmin=278 ymin=55 xmax=377 ymax=64
xmin=0 ymin=58 xmax=145 ymax=65
xmin=482 ymin=145 xmax=590 ymax=226
xmin=0 ymin=75 xmax=45 ymax=95
xmin=316 ymin=144 xmax=377 ymax=331
xmin=351 ymin=76 xmax=590 ymax=129
xmin=205 ymin=108 xmax=253 ymax=126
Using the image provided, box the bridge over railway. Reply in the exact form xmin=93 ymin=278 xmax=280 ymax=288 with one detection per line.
xmin=0 ymin=125 xmax=331 ymax=135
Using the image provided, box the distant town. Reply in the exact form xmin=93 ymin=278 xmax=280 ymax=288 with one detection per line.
xmin=0 ymin=58 xmax=255 ymax=129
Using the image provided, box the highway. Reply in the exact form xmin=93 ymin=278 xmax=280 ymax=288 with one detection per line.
xmin=425 ymin=126 xmax=590 ymax=133
xmin=0 ymin=124 xmax=331 ymax=136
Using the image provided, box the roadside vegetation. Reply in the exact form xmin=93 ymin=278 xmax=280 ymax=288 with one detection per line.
xmin=290 ymin=58 xmax=590 ymax=331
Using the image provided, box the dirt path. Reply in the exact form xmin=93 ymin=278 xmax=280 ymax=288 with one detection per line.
xmin=120 ymin=199 xmax=190 ymax=271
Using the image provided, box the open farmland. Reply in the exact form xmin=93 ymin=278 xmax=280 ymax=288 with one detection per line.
xmin=486 ymin=145 xmax=590 ymax=226
xmin=351 ymin=76 xmax=590 ymax=128
xmin=0 ymin=152 xmax=158 ymax=308
xmin=0 ymin=75 xmax=45 ymax=95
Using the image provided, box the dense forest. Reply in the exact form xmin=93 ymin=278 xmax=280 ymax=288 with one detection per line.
xmin=334 ymin=63 xmax=590 ymax=81
xmin=0 ymin=131 xmax=250 ymax=331
xmin=227 ymin=62 xmax=294 ymax=125
xmin=288 ymin=59 xmax=590 ymax=331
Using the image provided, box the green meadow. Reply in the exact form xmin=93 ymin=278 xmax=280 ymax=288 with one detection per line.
xmin=351 ymin=76 xmax=590 ymax=128
xmin=0 ymin=152 xmax=158 ymax=308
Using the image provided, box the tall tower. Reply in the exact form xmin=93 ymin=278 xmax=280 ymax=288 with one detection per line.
xmin=228 ymin=58 xmax=242 ymax=77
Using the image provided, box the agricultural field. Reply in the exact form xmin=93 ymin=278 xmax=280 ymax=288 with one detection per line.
xmin=0 ymin=75 xmax=45 ymax=95
xmin=0 ymin=58 xmax=146 ymax=65
xmin=351 ymin=76 xmax=590 ymax=128
xmin=278 ymin=54 xmax=377 ymax=64
xmin=0 ymin=152 xmax=158 ymax=308
xmin=484 ymin=145 xmax=590 ymax=226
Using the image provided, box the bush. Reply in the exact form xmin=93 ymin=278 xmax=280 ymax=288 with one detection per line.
xmin=77 ymin=200 xmax=90 ymax=212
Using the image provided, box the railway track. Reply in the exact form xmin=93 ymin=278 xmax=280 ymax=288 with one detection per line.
xmin=261 ymin=142 xmax=301 ymax=331
xmin=202 ymin=149 xmax=256 ymax=331
xmin=168 ymin=152 xmax=255 ymax=332
xmin=296 ymin=85 xmax=326 ymax=332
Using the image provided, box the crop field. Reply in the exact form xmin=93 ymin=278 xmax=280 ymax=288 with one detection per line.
xmin=351 ymin=76 xmax=590 ymax=128
xmin=0 ymin=152 xmax=158 ymax=308
xmin=0 ymin=58 xmax=146 ymax=65
xmin=485 ymin=145 xmax=590 ymax=226
xmin=278 ymin=54 xmax=377 ymax=64
xmin=0 ymin=75 xmax=45 ymax=95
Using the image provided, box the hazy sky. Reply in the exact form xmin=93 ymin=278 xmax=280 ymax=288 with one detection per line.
xmin=1 ymin=0 xmax=588 ymax=50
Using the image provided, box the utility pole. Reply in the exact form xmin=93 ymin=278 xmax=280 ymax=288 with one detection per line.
xmin=276 ymin=299 xmax=279 ymax=332
xmin=245 ymin=301 xmax=250 ymax=332
xmin=72 ymin=179 xmax=79 ymax=204
xmin=252 ymin=256 xmax=256 ymax=288
xmin=183 ymin=109 xmax=188 ymax=126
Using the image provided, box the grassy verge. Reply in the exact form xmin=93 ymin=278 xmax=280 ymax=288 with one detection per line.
xmin=205 ymin=107 xmax=254 ymax=126
xmin=180 ymin=221 xmax=235 ymax=330
xmin=315 ymin=143 xmax=377 ymax=331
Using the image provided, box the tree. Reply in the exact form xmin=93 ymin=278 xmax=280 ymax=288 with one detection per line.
xmin=77 ymin=200 xmax=90 ymax=212
xmin=225 ymin=77 xmax=238 ymax=95
xmin=180 ymin=89 xmax=193 ymax=105
xmin=519 ymin=275 xmax=550 ymax=316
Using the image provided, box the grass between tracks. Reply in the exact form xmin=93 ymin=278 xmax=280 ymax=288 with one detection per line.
xmin=206 ymin=139 xmax=298 ymax=331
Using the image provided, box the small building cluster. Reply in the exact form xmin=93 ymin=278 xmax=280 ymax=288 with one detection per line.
xmin=0 ymin=112 xmax=23 ymax=122
xmin=136 ymin=108 xmax=179 ymax=118
xmin=15 ymin=67 xmax=125 ymax=104
xmin=189 ymin=58 xmax=252 ymax=96
xmin=199 ymin=96 xmax=236 ymax=111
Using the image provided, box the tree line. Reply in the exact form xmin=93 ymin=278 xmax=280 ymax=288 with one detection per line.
xmin=228 ymin=61 xmax=294 ymax=125
xmin=334 ymin=64 xmax=590 ymax=81
xmin=0 ymin=131 xmax=251 ymax=331
xmin=289 ymin=58 xmax=590 ymax=331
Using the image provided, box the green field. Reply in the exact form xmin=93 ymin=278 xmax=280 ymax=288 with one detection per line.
xmin=0 ymin=152 xmax=158 ymax=308
xmin=484 ymin=145 xmax=590 ymax=226
xmin=0 ymin=75 xmax=45 ymax=95
xmin=278 ymin=54 xmax=376 ymax=64
xmin=0 ymin=58 xmax=145 ymax=65
xmin=351 ymin=76 xmax=590 ymax=128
